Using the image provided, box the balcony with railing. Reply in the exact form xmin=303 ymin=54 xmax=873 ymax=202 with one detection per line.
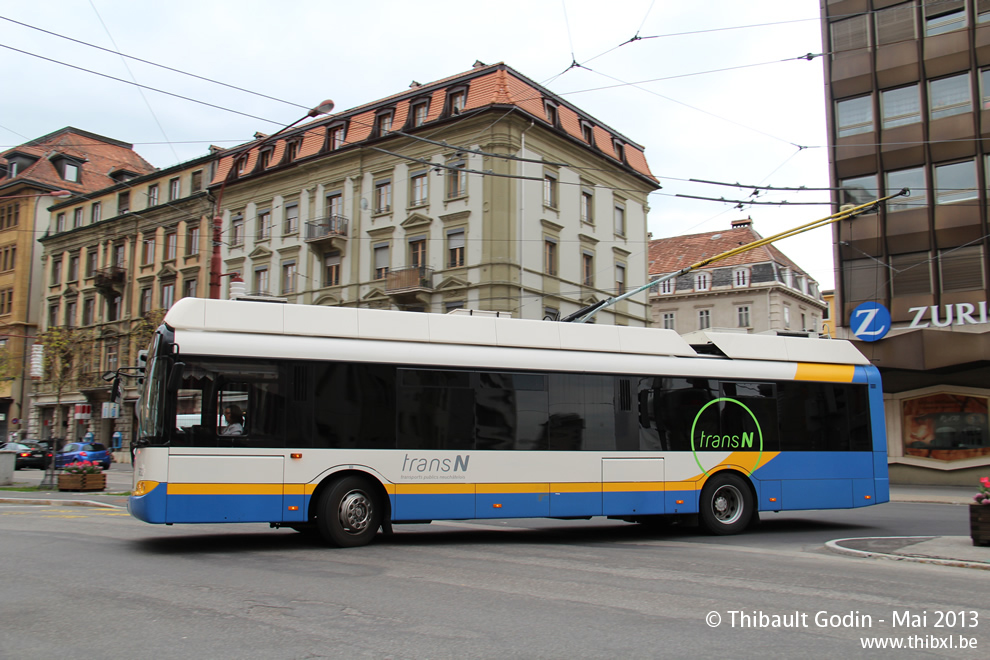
xmin=93 ymin=266 xmax=126 ymax=296
xmin=385 ymin=266 xmax=434 ymax=297
xmin=304 ymin=215 xmax=349 ymax=252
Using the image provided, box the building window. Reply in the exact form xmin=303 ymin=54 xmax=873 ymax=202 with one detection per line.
xmin=68 ymin=254 xmax=79 ymax=282
xmin=695 ymin=272 xmax=711 ymax=291
xmin=783 ymin=306 xmax=791 ymax=328
xmin=63 ymin=162 xmax=79 ymax=182
xmin=374 ymin=111 xmax=393 ymax=136
xmin=698 ymin=309 xmax=711 ymax=330
xmin=737 ymin=306 xmax=751 ymax=328
xmin=881 ymin=85 xmax=921 ymax=129
xmin=107 ymin=295 xmax=121 ymax=322
xmin=891 ymin=252 xmax=932 ymax=295
xmin=926 ymin=5 xmax=967 ymax=36
xmin=447 ymin=229 xmax=465 ymax=268
xmin=374 ymin=244 xmax=390 ymax=279
xmin=281 ymin=261 xmax=297 ymax=294
xmin=169 ymin=177 xmax=180 ymax=201
xmin=544 ymin=100 xmax=558 ymax=126
xmin=51 ymin=258 xmax=62 ymax=285
xmin=831 ymin=14 xmax=869 ymax=53
xmin=91 ymin=202 xmax=101 ymax=224
xmin=409 ymin=237 xmax=426 ymax=269
xmin=410 ymin=172 xmax=428 ymax=206
xmin=183 ymin=278 xmax=197 ymax=299
xmin=876 ymin=3 xmax=915 ymax=45
xmin=257 ymin=209 xmax=272 ymax=239
xmin=446 ymin=159 xmax=467 ymax=199
xmin=374 ymin=179 xmax=392 ymax=213
xmin=161 ymin=282 xmax=175 ymax=309
xmin=328 ymin=125 xmax=346 ymax=150
xmin=147 ymin=184 xmax=159 ymax=207
xmin=580 ymin=188 xmax=594 ymax=223
xmin=448 ymin=90 xmax=466 ymax=114
xmin=186 ymin=223 xmax=201 ymax=256
xmin=801 ymin=313 xmax=807 ymax=331
xmin=886 ymin=167 xmax=926 ymax=211
xmin=191 ymin=170 xmax=203 ymax=192
xmin=614 ymin=202 xmax=626 ymax=236
xmin=543 ymin=172 xmax=558 ymax=208
xmin=935 ymin=160 xmax=978 ymax=204
xmin=324 ymin=252 xmax=341 ymax=286
xmin=615 ymin=263 xmax=626 ymax=295
xmin=662 ymin=312 xmax=675 ymax=330
xmin=113 ymin=243 xmax=125 ymax=267
xmin=286 ymin=140 xmax=300 ymax=162
xmin=165 ymin=231 xmax=177 ymax=260
xmin=733 ymin=268 xmax=750 ymax=287
xmin=582 ymin=251 xmax=594 ymax=286
xmin=254 ymin=267 xmax=269 ymax=294
xmin=284 ymin=203 xmax=299 ymax=235
xmin=106 ymin=341 xmax=118 ymax=372
xmin=82 ymin=297 xmax=94 ymax=325
xmin=840 ymin=174 xmax=879 ymax=206
xmin=412 ymin=101 xmax=429 ymax=127
xmin=580 ymin=121 xmax=595 ymax=145
xmin=142 ymin=236 xmax=155 ymax=265
xmin=85 ymin=250 xmax=96 ymax=278
xmin=836 ymin=96 xmax=873 ymax=137
xmin=543 ymin=307 xmax=560 ymax=321
xmin=139 ymin=287 xmax=152 ymax=315
xmin=326 ymin=192 xmax=343 ymax=219
xmin=930 ymin=74 xmax=971 ymax=120
xmin=48 ymin=303 xmax=59 ymax=329
xmin=118 ymin=191 xmax=130 ymax=214
xmin=659 ymin=278 xmax=674 ymax=295
xmin=72 ymin=208 xmax=83 ymax=228
xmin=259 ymin=149 xmax=272 ymax=170
xmin=544 ymin=239 xmax=557 ymax=276
xmin=612 ymin=139 xmax=625 ymax=162
xmin=940 ymin=245 xmax=985 ymax=292
xmin=56 ymin=213 xmax=65 ymax=233
xmin=231 ymin=215 xmax=244 ymax=247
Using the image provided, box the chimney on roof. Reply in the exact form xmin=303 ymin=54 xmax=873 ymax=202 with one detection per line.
xmin=473 ymin=60 xmax=487 ymax=69
xmin=731 ymin=218 xmax=752 ymax=229
xmin=254 ymin=132 xmax=269 ymax=140
xmin=409 ymin=80 xmax=422 ymax=88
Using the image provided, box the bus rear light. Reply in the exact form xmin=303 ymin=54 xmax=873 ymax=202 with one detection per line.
xmin=287 ymin=505 xmax=299 ymax=511
xmin=675 ymin=500 xmax=684 ymax=505
xmin=769 ymin=497 xmax=778 ymax=503
xmin=132 ymin=480 xmax=160 ymax=497
xmin=864 ymin=495 xmax=871 ymax=499
xmin=493 ymin=503 xmax=502 ymax=508
xmin=290 ymin=453 xmax=302 ymax=459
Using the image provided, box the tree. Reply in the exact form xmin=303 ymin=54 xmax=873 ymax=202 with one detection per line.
xmin=35 ymin=326 xmax=90 ymax=489
xmin=130 ymin=309 xmax=167 ymax=353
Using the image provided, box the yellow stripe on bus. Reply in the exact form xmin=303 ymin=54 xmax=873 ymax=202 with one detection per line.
xmin=794 ymin=363 xmax=855 ymax=383
xmin=603 ymin=482 xmax=666 ymax=492
xmin=394 ymin=483 xmax=476 ymax=495
xmin=167 ymin=483 xmax=283 ymax=496
xmin=476 ymin=483 xmax=548 ymax=494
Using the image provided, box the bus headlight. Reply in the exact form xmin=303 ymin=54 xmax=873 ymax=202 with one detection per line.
xmin=132 ymin=480 xmax=159 ymax=497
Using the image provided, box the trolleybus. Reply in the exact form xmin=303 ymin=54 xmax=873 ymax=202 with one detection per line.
xmin=129 ymin=298 xmax=888 ymax=546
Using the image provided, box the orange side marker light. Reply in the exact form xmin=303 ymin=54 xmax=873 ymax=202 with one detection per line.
xmin=675 ymin=500 xmax=684 ymax=505
xmin=288 ymin=505 xmax=299 ymax=511
xmin=769 ymin=497 xmax=777 ymax=503
xmin=290 ymin=453 xmax=302 ymax=459
xmin=493 ymin=503 xmax=502 ymax=508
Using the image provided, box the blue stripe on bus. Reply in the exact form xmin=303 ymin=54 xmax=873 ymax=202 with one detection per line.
xmin=128 ymin=486 xmax=167 ymax=523
xmin=166 ymin=494 xmax=284 ymax=523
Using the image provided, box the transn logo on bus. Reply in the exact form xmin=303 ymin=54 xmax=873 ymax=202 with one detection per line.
xmin=402 ymin=454 xmax=471 ymax=473
xmin=690 ymin=398 xmax=764 ymax=476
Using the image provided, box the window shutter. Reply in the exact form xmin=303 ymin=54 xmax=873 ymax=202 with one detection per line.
xmin=890 ymin=253 xmax=932 ymax=295
xmin=831 ymin=15 xmax=869 ymax=52
xmin=876 ymin=4 xmax=915 ymax=45
xmin=925 ymin=0 xmax=964 ymax=17
xmin=940 ymin=246 xmax=985 ymax=292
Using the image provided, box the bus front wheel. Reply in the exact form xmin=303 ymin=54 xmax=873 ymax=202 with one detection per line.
xmin=317 ymin=476 xmax=383 ymax=547
xmin=699 ymin=473 xmax=753 ymax=535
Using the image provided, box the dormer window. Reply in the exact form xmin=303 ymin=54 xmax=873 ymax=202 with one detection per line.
xmin=285 ymin=140 xmax=300 ymax=162
xmin=235 ymin=155 xmax=249 ymax=175
xmin=580 ymin=120 xmax=595 ymax=146
xmin=695 ymin=272 xmax=711 ymax=292
xmin=6 ymin=162 xmax=16 ymax=177
xmin=63 ymin=162 xmax=79 ymax=182
xmin=612 ymin=138 xmax=626 ymax=163
xmin=259 ymin=148 xmax=273 ymax=169
xmin=4 ymin=152 xmax=39 ymax=179
xmin=327 ymin=124 xmax=347 ymax=150
xmin=733 ymin=268 xmax=750 ymax=288
xmin=659 ymin=278 xmax=675 ymax=295
xmin=374 ymin=110 xmax=394 ymax=137
xmin=446 ymin=87 xmax=468 ymax=115
xmin=544 ymin=100 xmax=559 ymax=126
xmin=412 ymin=100 xmax=429 ymax=127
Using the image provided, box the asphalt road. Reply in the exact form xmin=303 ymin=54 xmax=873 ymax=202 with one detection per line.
xmin=0 ymin=497 xmax=985 ymax=659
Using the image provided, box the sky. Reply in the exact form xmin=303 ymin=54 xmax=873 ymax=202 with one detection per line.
xmin=0 ymin=0 xmax=836 ymax=288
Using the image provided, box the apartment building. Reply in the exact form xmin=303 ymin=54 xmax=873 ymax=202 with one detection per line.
xmin=647 ymin=220 xmax=826 ymax=335
xmin=0 ymin=127 xmax=155 ymax=443
xmin=211 ymin=62 xmax=660 ymax=324
xmin=32 ymin=153 xmax=215 ymax=448
xmin=822 ymin=0 xmax=990 ymax=483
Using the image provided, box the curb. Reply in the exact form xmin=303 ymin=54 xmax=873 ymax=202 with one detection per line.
xmin=826 ymin=536 xmax=990 ymax=571
xmin=0 ymin=497 xmax=123 ymax=509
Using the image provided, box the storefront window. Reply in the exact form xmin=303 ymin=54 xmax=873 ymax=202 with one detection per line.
xmin=903 ymin=393 xmax=989 ymax=460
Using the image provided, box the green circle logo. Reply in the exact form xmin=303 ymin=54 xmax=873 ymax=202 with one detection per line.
xmin=689 ymin=397 xmax=764 ymax=476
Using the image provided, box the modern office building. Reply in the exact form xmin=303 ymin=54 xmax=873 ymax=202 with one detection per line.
xmin=821 ymin=0 xmax=990 ymax=483
xmin=210 ymin=62 xmax=660 ymax=325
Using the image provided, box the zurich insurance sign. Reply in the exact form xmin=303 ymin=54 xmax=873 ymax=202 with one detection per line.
xmin=851 ymin=302 xmax=891 ymax=342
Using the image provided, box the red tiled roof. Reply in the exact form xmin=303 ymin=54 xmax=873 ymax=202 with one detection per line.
xmin=648 ymin=224 xmax=807 ymax=275
xmin=0 ymin=127 xmax=156 ymax=194
xmin=211 ymin=63 xmax=657 ymax=187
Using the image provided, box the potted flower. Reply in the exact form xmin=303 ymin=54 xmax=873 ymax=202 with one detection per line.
xmin=971 ymin=477 xmax=990 ymax=546
xmin=57 ymin=461 xmax=106 ymax=492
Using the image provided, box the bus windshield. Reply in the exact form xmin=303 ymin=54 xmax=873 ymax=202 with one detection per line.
xmin=137 ymin=333 xmax=167 ymax=442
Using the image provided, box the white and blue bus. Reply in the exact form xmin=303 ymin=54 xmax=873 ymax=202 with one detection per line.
xmin=130 ymin=298 xmax=888 ymax=547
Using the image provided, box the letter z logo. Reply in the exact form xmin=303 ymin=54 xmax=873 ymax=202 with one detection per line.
xmin=851 ymin=302 xmax=890 ymax=342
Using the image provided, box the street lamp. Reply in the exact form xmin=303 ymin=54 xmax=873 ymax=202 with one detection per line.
xmin=209 ymin=100 xmax=335 ymax=299
xmin=0 ymin=190 xmax=72 ymax=199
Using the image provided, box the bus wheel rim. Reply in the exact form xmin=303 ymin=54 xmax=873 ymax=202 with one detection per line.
xmin=338 ymin=490 xmax=373 ymax=533
xmin=711 ymin=484 xmax=743 ymax=525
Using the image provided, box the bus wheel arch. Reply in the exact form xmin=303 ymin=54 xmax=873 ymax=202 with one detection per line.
xmin=311 ymin=471 xmax=389 ymax=548
xmin=698 ymin=470 xmax=756 ymax=535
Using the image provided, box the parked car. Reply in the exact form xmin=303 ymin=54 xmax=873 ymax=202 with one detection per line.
xmin=1 ymin=442 xmax=51 ymax=470
xmin=55 ymin=442 xmax=111 ymax=470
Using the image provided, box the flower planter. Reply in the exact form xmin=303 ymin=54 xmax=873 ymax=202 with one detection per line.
xmin=970 ymin=504 xmax=990 ymax=547
xmin=57 ymin=472 xmax=106 ymax=492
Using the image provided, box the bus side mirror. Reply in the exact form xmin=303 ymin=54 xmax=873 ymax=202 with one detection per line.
xmin=137 ymin=349 xmax=149 ymax=386
xmin=167 ymin=362 xmax=185 ymax=392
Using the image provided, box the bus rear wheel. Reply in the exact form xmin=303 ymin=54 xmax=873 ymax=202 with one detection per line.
xmin=317 ymin=476 xmax=383 ymax=547
xmin=699 ymin=473 xmax=753 ymax=536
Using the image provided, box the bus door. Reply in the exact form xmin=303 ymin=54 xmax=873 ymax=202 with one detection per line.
xmin=602 ymin=457 xmax=664 ymax=516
